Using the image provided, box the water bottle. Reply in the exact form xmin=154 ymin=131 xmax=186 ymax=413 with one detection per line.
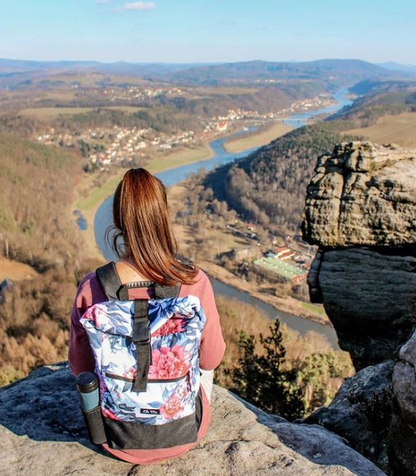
xmin=76 ymin=372 xmax=107 ymax=445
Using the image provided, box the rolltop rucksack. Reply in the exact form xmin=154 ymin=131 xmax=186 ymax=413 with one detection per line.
xmin=79 ymin=261 xmax=206 ymax=450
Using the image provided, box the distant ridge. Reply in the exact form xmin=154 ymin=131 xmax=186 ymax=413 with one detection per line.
xmin=0 ymin=57 xmax=414 ymax=85
xmin=168 ymin=59 xmax=415 ymax=86
xmin=378 ymin=61 xmax=416 ymax=74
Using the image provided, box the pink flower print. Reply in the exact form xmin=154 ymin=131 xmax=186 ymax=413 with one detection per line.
xmin=148 ymin=346 xmax=191 ymax=379
xmin=102 ymin=407 xmax=120 ymax=421
xmin=84 ymin=305 xmax=105 ymax=329
xmin=175 ymin=379 xmax=190 ymax=400
xmin=152 ymin=318 xmax=185 ymax=337
xmin=160 ymin=394 xmax=185 ymax=420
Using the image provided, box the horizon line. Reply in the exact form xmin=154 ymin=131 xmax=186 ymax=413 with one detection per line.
xmin=0 ymin=56 xmax=412 ymax=67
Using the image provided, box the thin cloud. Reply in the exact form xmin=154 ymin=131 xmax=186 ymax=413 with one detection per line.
xmin=96 ymin=0 xmax=112 ymax=4
xmin=118 ymin=2 xmax=156 ymax=11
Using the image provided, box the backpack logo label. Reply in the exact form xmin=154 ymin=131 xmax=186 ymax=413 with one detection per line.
xmin=140 ymin=408 xmax=161 ymax=415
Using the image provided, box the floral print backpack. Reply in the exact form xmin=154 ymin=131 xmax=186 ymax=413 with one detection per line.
xmin=79 ymin=262 xmax=206 ymax=450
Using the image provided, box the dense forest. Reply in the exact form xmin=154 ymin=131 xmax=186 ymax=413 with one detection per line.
xmin=204 ymin=122 xmax=356 ymax=235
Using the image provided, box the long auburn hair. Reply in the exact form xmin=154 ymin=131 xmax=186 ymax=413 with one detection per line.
xmin=111 ymin=168 xmax=197 ymax=286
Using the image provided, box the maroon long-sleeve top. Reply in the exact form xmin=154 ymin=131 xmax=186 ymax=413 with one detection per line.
xmin=69 ymin=267 xmax=226 ymax=464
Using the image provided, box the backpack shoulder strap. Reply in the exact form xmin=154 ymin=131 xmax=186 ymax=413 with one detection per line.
xmin=96 ymin=261 xmax=181 ymax=301
xmin=153 ymin=282 xmax=181 ymax=299
xmin=96 ymin=261 xmax=127 ymax=300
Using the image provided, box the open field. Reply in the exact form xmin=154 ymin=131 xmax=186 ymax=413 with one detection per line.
xmin=223 ymin=121 xmax=293 ymax=153
xmin=254 ymin=257 xmax=307 ymax=280
xmin=345 ymin=112 xmax=416 ymax=148
xmin=147 ymin=144 xmax=213 ymax=173
xmin=42 ymin=91 xmax=78 ymax=101
xmin=301 ymin=301 xmax=326 ymax=316
xmin=0 ymin=258 xmax=38 ymax=282
xmin=201 ymin=87 xmax=258 ymax=95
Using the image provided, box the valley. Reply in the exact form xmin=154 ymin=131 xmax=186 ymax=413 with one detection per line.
xmin=1 ymin=57 xmax=415 ymax=420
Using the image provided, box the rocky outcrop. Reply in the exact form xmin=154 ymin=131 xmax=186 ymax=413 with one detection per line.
xmin=0 ymin=363 xmax=385 ymax=476
xmin=389 ymin=328 xmax=416 ymax=475
xmin=302 ymin=141 xmax=416 ymax=247
xmin=302 ymin=141 xmax=416 ymax=369
xmin=302 ymin=141 xmax=416 ymax=475
xmin=303 ymin=361 xmax=395 ymax=473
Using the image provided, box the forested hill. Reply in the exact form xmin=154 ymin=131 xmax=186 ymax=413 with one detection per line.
xmin=0 ymin=133 xmax=82 ymax=268
xmin=204 ymin=122 xmax=356 ymax=235
xmin=204 ymin=82 xmax=416 ymax=236
xmin=169 ymin=59 xmax=410 ymax=86
xmin=0 ymin=134 xmax=102 ymax=386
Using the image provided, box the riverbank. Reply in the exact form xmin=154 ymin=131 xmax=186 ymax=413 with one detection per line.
xmin=223 ymin=121 xmax=293 ymax=153
xmin=169 ymin=187 xmax=329 ymax=326
xmin=200 ymin=259 xmax=328 ymax=325
xmin=72 ymin=141 xmax=215 ymax=260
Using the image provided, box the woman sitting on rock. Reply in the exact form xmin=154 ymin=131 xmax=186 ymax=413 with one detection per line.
xmin=69 ymin=168 xmax=225 ymax=464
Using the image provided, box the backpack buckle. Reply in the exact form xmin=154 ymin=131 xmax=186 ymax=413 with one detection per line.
xmin=133 ymin=318 xmax=150 ymax=344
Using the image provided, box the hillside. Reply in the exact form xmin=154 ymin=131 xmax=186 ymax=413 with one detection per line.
xmin=344 ymin=112 xmax=416 ymax=148
xmin=333 ymin=80 xmax=416 ymax=127
xmin=169 ymin=59 xmax=409 ymax=86
xmin=0 ymin=133 xmax=81 ymax=266
xmin=204 ymin=122 xmax=356 ymax=235
xmin=0 ymin=134 xmax=101 ymax=385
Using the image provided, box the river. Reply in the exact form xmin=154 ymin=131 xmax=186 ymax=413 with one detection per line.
xmin=94 ymin=89 xmax=353 ymax=348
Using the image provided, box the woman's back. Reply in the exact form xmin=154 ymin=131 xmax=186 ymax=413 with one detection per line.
xmin=69 ymin=168 xmax=224 ymax=464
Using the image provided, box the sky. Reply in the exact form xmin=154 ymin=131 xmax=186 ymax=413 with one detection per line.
xmin=0 ymin=0 xmax=415 ymax=64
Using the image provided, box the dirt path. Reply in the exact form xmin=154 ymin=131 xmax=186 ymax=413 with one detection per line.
xmin=0 ymin=258 xmax=38 ymax=281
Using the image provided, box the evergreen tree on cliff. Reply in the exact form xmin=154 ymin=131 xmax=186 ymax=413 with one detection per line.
xmin=231 ymin=319 xmax=303 ymax=420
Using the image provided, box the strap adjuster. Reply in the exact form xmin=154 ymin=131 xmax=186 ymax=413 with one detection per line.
xmin=132 ymin=319 xmax=150 ymax=344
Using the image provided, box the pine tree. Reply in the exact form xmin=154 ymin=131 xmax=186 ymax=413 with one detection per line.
xmin=230 ymin=319 xmax=304 ymax=421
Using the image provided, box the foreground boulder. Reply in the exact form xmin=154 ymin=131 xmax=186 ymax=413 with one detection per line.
xmin=0 ymin=363 xmax=384 ymax=476
xmin=303 ymin=361 xmax=395 ymax=473
xmin=390 ymin=328 xmax=416 ymax=475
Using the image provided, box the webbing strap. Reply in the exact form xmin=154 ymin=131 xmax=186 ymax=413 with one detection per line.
xmin=132 ymin=300 xmax=151 ymax=393
xmin=96 ymin=261 xmax=181 ymax=301
xmin=154 ymin=282 xmax=181 ymax=299
xmin=96 ymin=262 xmax=127 ymax=300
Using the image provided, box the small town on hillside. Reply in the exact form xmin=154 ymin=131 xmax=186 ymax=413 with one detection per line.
xmin=35 ymin=93 xmax=334 ymax=168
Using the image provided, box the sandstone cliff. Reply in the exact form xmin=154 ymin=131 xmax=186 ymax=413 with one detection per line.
xmin=302 ymin=141 xmax=416 ymax=369
xmin=302 ymin=141 xmax=416 ymax=475
xmin=0 ymin=363 xmax=384 ymax=476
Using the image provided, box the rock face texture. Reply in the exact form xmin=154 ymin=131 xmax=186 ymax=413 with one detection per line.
xmin=302 ymin=141 xmax=416 ymax=369
xmin=302 ymin=141 xmax=416 ymax=247
xmin=303 ymin=361 xmax=395 ymax=473
xmin=302 ymin=141 xmax=416 ymax=475
xmin=0 ymin=363 xmax=385 ymax=476
xmin=390 ymin=328 xmax=416 ymax=475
